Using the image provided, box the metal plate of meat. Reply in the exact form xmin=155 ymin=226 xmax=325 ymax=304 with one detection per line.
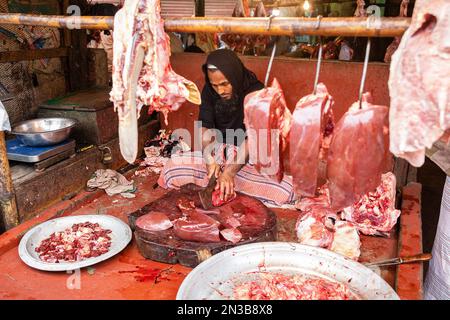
xmin=18 ymin=215 xmax=132 ymax=272
xmin=176 ymin=242 xmax=399 ymax=300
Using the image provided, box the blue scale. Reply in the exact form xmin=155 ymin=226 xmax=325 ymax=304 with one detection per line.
xmin=6 ymin=139 xmax=76 ymax=163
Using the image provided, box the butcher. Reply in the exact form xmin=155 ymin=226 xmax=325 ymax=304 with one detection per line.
xmin=158 ymin=49 xmax=296 ymax=206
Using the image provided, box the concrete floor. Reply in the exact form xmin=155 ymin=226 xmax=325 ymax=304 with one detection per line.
xmin=417 ymin=158 xmax=447 ymax=277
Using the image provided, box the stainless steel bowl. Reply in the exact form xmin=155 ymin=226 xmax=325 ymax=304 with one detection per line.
xmin=11 ymin=118 xmax=77 ymax=147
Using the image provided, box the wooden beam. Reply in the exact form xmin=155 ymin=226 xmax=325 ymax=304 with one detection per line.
xmin=0 ymin=131 xmax=19 ymax=230
xmin=0 ymin=13 xmax=411 ymax=37
xmin=0 ymin=48 xmax=68 ymax=63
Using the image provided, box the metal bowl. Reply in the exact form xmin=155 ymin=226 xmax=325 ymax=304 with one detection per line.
xmin=11 ymin=118 xmax=77 ymax=147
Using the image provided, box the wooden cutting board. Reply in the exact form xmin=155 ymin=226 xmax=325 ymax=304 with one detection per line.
xmin=128 ymin=183 xmax=277 ymax=268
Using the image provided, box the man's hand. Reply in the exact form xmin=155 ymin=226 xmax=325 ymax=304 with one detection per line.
xmin=215 ymin=170 xmax=236 ymax=201
xmin=206 ymin=161 xmax=221 ymax=179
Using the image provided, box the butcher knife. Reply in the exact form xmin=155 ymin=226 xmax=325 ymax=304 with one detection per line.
xmin=198 ymin=174 xmax=217 ymax=210
xmin=363 ymin=253 xmax=432 ymax=267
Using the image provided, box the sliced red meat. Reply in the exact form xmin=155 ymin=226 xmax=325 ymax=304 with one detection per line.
xmin=110 ymin=0 xmax=201 ymax=163
xmin=290 ymin=83 xmax=335 ymax=197
xmin=135 ymin=211 xmax=173 ymax=231
xmin=220 ymin=228 xmax=243 ymax=244
xmin=212 ymin=189 xmax=236 ymax=207
xmin=173 ymin=210 xmax=221 ymax=242
xmin=244 ymin=78 xmax=292 ymax=182
xmin=176 ymin=197 xmax=196 ymax=214
xmin=388 ymin=0 xmax=450 ymax=167
xmin=327 ymin=93 xmax=390 ymax=211
xmin=342 ymin=172 xmax=401 ymax=236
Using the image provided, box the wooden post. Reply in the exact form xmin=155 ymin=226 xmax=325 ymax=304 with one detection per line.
xmin=0 ymin=131 xmax=19 ymax=230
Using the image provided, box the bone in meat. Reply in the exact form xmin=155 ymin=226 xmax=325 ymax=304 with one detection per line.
xmin=110 ymin=0 xmax=201 ymax=164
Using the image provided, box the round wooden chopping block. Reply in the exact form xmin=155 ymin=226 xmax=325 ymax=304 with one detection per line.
xmin=128 ymin=183 xmax=277 ymax=268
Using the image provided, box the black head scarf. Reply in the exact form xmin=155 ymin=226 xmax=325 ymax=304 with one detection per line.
xmin=201 ymin=49 xmax=261 ymax=99
xmin=198 ymin=49 xmax=264 ymax=145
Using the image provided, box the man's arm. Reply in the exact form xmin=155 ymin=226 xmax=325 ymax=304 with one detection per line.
xmin=216 ymin=139 xmax=249 ymax=201
xmin=200 ymin=127 xmax=221 ymax=178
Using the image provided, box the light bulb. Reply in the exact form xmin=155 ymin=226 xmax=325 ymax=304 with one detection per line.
xmin=303 ymin=0 xmax=310 ymax=11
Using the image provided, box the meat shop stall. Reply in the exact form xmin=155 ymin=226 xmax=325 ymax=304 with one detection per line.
xmin=0 ymin=0 xmax=442 ymax=300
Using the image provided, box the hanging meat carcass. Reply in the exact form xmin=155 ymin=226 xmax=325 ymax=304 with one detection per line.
xmin=384 ymin=0 xmax=409 ymax=63
xmin=342 ymin=172 xmax=401 ymax=236
xmin=221 ymin=0 xmax=269 ymax=55
xmin=327 ymin=93 xmax=391 ymax=211
xmin=110 ymin=0 xmax=201 ymax=163
xmin=244 ymin=78 xmax=292 ymax=183
xmin=388 ymin=0 xmax=450 ymax=167
xmin=290 ymin=83 xmax=335 ymax=197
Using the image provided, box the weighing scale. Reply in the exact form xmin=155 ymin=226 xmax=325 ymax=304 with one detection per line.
xmin=6 ymin=139 xmax=76 ymax=171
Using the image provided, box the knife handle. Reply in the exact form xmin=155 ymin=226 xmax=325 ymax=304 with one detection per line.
xmin=400 ymin=253 xmax=432 ymax=264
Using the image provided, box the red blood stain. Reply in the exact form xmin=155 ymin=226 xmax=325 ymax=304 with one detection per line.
xmin=119 ymin=266 xmax=173 ymax=283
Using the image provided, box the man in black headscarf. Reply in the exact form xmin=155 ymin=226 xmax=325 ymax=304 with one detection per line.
xmin=198 ymin=49 xmax=264 ymax=202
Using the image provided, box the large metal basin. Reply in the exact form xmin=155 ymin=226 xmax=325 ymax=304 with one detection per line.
xmin=11 ymin=118 xmax=77 ymax=147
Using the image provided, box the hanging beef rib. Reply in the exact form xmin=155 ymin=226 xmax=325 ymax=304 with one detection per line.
xmin=290 ymin=83 xmax=335 ymax=197
xmin=388 ymin=0 xmax=450 ymax=167
xmin=244 ymin=78 xmax=292 ymax=183
xmin=110 ymin=0 xmax=201 ymax=164
xmin=327 ymin=93 xmax=391 ymax=211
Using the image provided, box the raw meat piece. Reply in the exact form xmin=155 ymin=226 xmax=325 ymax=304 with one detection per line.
xmin=173 ymin=210 xmax=221 ymax=242
xmin=327 ymin=93 xmax=390 ymax=211
xmin=35 ymin=222 xmax=112 ymax=263
xmin=244 ymin=78 xmax=292 ymax=182
xmin=220 ymin=228 xmax=243 ymax=243
xmin=233 ymin=272 xmax=357 ymax=300
xmin=135 ymin=211 xmax=173 ymax=231
xmin=295 ymin=210 xmax=335 ymax=248
xmin=384 ymin=0 xmax=409 ymax=63
xmin=110 ymin=0 xmax=201 ymax=164
xmin=342 ymin=172 xmax=401 ymax=236
xmin=388 ymin=0 xmax=450 ymax=167
xmin=295 ymin=184 xmax=331 ymax=212
xmin=329 ymin=221 xmax=361 ymax=261
xmin=176 ymin=197 xmax=196 ymax=213
xmin=212 ymin=189 xmax=236 ymax=207
xmin=290 ymin=83 xmax=335 ymax=197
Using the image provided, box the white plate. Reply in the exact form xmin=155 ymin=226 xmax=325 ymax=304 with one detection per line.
xmin=176 ymin=242 xmax=400 ymax=300
xmin=18 ymin=215 xmax=132 ymax=272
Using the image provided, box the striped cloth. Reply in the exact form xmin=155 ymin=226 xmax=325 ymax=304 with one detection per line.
xmin=424 ymin=175 xmax=450 ymax=300
xmin=157 ymin=144 xmax=296 ymax=206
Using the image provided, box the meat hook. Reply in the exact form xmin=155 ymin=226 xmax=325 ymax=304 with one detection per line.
xmin=264 ymin=39 xmax=277 ymax=87
xmin=359 ymin=37 xmax=371 ymax=109
xmin=313 ymin=15 xmax=323 ymax=95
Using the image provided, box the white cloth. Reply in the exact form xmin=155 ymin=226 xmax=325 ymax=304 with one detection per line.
xmin=87 ymin=169 xmax=136 ymax=198
xmin=424 ymin=176 xmax=450 ymax=300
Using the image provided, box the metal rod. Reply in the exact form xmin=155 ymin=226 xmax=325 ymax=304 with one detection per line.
xmin=359 ymin=37 xmax=371 ymax=109
xmin=313 ymin=15 xmax=323 ymax=95
xmin=0 ymin=14 xmax=410 ymax=37
xmin=265 ymin=41 xmax=277 ymax=87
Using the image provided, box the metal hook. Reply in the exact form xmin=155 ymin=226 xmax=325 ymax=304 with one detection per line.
xmin=359 ymin=37 xmax=371 ymax=109
xmin=313 ymin=15 xmax=323 ymax=95
xmin=266 ymin=14 xmax=275 ymax=31
xmin=264 ymin=38 xmax=277 ymax=87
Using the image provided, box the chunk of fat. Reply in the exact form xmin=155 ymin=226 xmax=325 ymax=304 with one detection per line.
xmin=329 ymin=221 xmax=361 ymax=260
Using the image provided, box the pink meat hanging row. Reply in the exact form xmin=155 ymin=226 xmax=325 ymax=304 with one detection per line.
xmin=244 ymin=80 xmax=392 ymax=212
